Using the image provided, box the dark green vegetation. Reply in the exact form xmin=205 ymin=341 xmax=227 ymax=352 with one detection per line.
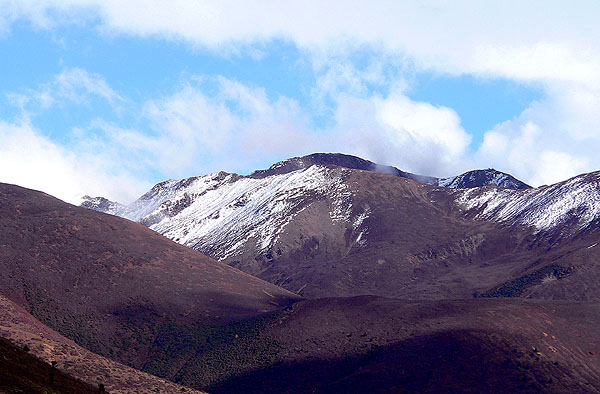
xmin=144 ymin=314 xmax=279 ymax=388
xmin=479 ymin=264 xmax=573 ymax=297
xmin=0 ymin=337 xmax=103 ymax=394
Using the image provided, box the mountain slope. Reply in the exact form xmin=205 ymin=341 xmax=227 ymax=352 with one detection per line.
xmin=80 ymin=162 xmax=540 ymax=299
xmin=0 ymin=182 xmax=300 ymax=372
xmin=0 ymin=337 xmax=103 ymax=394
xmin=78 ymin=154 xmax=600 ymax=301
xmin=80 ymin=195 xmax=124 ymax=215
xmin=152 ymin=297 xmax=600 ymax=393
xmin=454 ymin=170 xmax=600 ymax=234
xmin=0 ymin=292 xmax=206 ymax=394
xmin=5 ymin=166 xmax=600 ymax=393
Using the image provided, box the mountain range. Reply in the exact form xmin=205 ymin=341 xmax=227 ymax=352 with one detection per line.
xmin=1 ymin=152 xmax=600 ymax=393
xmin=82 ymin=153 xmax=600 ymax=300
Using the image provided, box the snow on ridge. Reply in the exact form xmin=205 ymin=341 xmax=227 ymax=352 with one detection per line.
xmin=455 ymin=171 xmax=600 ymax=232
xmin=351 ymin=205 xmax=371 ymax=247
xmin=122 ymin=165 xmax=355 ymax=259
xmin=122 ymin=172 xmax=235 ymax=224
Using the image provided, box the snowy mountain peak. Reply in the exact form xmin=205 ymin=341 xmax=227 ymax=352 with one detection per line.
xmin=121 ymin=164 xmax=357 ymax=260
xmin=439 ymin=168 xmax=531 ymax=189
xmin=250 ymin=153 xmax=529 ymax=190
xmin=250 ymin=153 xmax=443 ymax=185
xmin=250 ymin=153 xmax=380 ymax=178
xmin=455 ymin=170 xmax=600 ymax=233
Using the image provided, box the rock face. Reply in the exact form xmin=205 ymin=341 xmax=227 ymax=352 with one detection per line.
xmin=79 ymin=153 xmax=600 ymax=301
xmin=80 ymin=195 xmax=124 ymax=215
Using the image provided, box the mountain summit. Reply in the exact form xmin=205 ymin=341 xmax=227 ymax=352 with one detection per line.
xmin=80 ymin=153 xmax=599 ymax=301
xmin=439 ymin=168 xmax=530 ymax=189
xmin=249 ymin=153 xmax=530 ymax=189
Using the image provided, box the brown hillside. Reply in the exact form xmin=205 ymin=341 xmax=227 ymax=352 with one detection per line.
xmin=169 ymin=297 xmax=600 ymax=393
xmin=0 ymin=182 xmax=300 ymax=369
xmin=0 ymin=292 xmax=205 ymax=394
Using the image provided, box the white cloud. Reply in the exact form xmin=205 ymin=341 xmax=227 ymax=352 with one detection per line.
xmin=8 ymin=67 xmax=124 ymax=115
xmin=3 ymin=2 xmax=600 ymax=187
xmin=134 ymin=77 xmax=312 ymax=175
xmin=0 ymin=120 xmax=150 ymax=203
xmin=476 ymin=93 xmax=597 ymax=186
xmin=63 ymin=73 xmax=472 ymax=190
xmin=322 ymin=92 xmax=471 ymax=177
xmin=53 ymin=67 xmax=125 ymax=107
xmin=4 ymin=1 xmax=599 ymax=85
xmin=132 ymin=75 xmax=470 ymax=176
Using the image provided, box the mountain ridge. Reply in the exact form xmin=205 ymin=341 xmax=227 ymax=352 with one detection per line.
xmin=78 ymin=153 xmax=600 ymax=300
xmin=81 ymin=153 xmax=532 ymax=213
xmin=0 ymin=182 xmax=300 ymax=374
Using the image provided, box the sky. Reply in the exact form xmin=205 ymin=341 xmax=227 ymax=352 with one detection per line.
xmin=1 ymin=1 xmax=599 ymax=203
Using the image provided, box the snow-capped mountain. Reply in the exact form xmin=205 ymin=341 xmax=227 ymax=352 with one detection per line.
xmin=79 ymin=153 xmax=600 ymax=299
xmin=454 ymin=170 xmax=600 ymax=234
xmin=439 ymin=169 xmax=530 ymax=189
xmin=80 ymin=154 xmax=533 ymax=263
xmin=247 ymin=153 xmax=530 ymax=189
xmin=118 ymin=165 xmax=357 ymax=260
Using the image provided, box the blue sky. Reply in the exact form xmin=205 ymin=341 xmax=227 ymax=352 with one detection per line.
xmin=1 ymin=2 xmax=599 ymax=203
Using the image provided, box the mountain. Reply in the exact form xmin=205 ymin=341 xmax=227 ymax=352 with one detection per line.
xmin=80 ymin=195 xmax=125 ymax=215
xmin=5 ymin=166 xmax=600 ymax=393
xmin=0 ymin=183 xmax=299 ymax=376
xmin=453 ymin=170 xmax=600 ymax=234
xmin=439 ymin=168 xmax=531 ymax=189
xmin=248 ymin=152 xmax=441 ymax=185
xmin=81 ymin=154 xmax=529 ymax=219
xmin=78 ymin=153 xmax=599 ymax=301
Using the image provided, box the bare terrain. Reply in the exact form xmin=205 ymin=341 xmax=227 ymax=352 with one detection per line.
xmin=2 ymin=153 xmax=600 ymax=393
xmin=82 ymin=154 xmax=600 ymax=303
xmin=0 ymin=182 xmax=298 ymax=390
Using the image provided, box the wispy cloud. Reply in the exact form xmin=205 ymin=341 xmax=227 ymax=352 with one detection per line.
xmin=6 ymin=67 xmax=125 ymax=117
xmin=53 ymin=68 xmax=125 ymax=107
